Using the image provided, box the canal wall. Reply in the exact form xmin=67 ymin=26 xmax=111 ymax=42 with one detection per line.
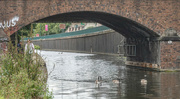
xmin=29 ymin=26 xmax=179 ymax=71
xmin=27 ymin=26 xmax=180 ymax=71
xmin=32 ymin=29 xmax=124 ymax=55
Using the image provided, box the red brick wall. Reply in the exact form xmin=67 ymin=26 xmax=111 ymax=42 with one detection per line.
xmin=160 ymin=41 xmax=180 ymax=69
xmin=0 ymin=0 xmax=179 ymax=36
xmin=1 ymin=0 xmax=179 ymax=69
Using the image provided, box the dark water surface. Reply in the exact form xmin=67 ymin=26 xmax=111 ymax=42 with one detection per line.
xmin=38 ymin=50 xmax=180 ymax=99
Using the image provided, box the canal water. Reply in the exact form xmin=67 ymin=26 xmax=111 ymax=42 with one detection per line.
xmin=38 ymin=50 xmax=180 ymax=99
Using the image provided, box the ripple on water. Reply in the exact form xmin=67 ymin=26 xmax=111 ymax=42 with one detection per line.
xmin=38 ymin=50 xmax=180 ymax=99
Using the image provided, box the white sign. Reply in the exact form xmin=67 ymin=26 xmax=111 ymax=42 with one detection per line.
xmin=168 ymin=40 xmax=172 ymax=44
xmin=0 ymin=16 xmax=19 ymax=29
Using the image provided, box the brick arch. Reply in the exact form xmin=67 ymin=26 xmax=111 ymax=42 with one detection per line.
xmin=35 ymin=11 xmax=159 ymax=38
xmin=0 ymin=0 xmax=179 ymax=36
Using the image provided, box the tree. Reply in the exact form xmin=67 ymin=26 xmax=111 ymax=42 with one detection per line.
xmin=33 ymin=23 xmax=71 ymax=36
xmin=17 ymin=24 xmax=37 ymax=37
xmin=16 ymin=23 xmax=71 ymax=38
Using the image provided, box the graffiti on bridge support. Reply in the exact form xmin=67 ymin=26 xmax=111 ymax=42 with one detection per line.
xmin=0 ymin=16 xmax=19 ymax=29
xmin=0 ymin=16 xmax=19 ymax=36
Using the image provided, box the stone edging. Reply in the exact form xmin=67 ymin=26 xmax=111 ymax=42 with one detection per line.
xmin=125 ymin=61 xmax=180 ymax=72
xmin=125 ymin=61 xmax=159 ymax=69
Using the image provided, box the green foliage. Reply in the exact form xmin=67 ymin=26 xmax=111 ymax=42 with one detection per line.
xmin=17 ymin=23 xmax=71 ymax=38
xmin=0 ymin=71 xmax=45 ymax=98
xmin=33 ymin=23 xmax=71 ymax=36
xmin=34 ymin=45 xmax=41 ymax=50
xmin=17 ymin=24 xmax=37 ymax=37
xmin=0 ymin=42 xmax=53 ymax=99
xmin=0 ymin=96 xmax=4 ymax=99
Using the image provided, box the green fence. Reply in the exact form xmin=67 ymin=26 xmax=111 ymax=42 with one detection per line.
xmin=24 ymin=26 xmax=110 ymax=40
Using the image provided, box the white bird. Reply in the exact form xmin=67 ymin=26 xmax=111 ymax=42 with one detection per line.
xmin=112 ymin=79 xmax=121 ymax=84
xmin=141 ymin=79 xmax=147 ymax=85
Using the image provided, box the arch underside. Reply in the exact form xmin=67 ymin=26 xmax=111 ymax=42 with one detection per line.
xmin=35 ymin=11 xmax=159 ymax=38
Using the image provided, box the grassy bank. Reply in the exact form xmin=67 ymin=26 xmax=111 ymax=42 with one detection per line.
xmin=0 ymin=46 xmax=52 ymax=98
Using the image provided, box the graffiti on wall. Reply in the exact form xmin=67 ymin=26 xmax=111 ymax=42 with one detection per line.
xmin=0 ymin=16 xmax=19 ymax=29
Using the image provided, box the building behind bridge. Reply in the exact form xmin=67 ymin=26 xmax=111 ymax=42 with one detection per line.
xmin=66 ymin=23 xmax=102 ymax=33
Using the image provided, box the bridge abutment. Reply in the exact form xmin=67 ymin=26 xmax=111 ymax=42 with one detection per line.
xmin=125 ymin=38 xmax=161 ymax=70
xmin=126 ymin=29 xmax=180 ymax=71
xmin=159 ymin=29 xmax=180 ymax=71
xmin=160 ymin=41 xmax=180 ymax=70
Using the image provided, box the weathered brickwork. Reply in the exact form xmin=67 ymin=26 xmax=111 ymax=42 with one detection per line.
xmin=160 ymin=41 xmax=180 ymax=70
xmin=0 ymin=0 xmax=179 ymax=36
xmin=0 ymin=0 xmax=179 ymax=70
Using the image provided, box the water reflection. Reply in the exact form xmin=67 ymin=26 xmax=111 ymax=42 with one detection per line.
xmin=38 ymin=50 xmax=180 ymax=99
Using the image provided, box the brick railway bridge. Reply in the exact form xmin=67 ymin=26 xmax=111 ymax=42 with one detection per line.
xmin=0 ymin=0 xmax=179 ymax=71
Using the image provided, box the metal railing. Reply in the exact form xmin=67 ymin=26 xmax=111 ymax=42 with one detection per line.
xmin=118 ymin=45 xmax=136 ymax=56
